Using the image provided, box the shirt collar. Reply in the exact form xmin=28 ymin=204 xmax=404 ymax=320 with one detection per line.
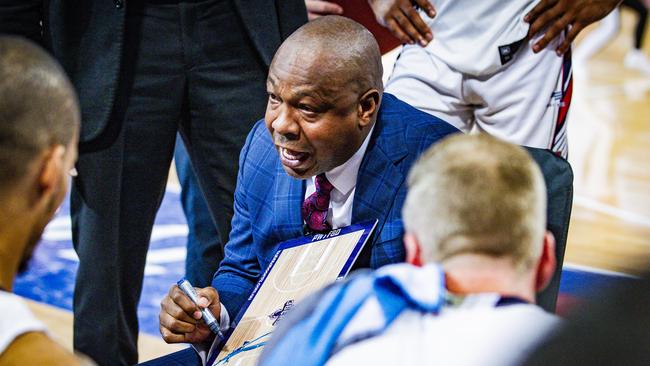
xmin=323 ymin=124 xmax=375 ymax=196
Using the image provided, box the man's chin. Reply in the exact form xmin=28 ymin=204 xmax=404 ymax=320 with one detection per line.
xmin=281 ymin=164 xmax=316 ymax=179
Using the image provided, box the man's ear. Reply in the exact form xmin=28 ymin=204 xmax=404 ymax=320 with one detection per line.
xmin=357 ymin=89 xmax=380 ymax=128
xmin=37 ymin=145 xmax=66 ymax=199
xmin=535 ymin=231 xmax=557 ymax=292
xmin=404 ymin=232 xmax=424 ymax=267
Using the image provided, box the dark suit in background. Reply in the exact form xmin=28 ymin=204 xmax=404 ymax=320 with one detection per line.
xmin=0 ymin=1 xmax=307 ymax=364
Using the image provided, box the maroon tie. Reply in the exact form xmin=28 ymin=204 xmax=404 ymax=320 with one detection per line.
xmin=302 ymin=173 xmax=334 ymax=233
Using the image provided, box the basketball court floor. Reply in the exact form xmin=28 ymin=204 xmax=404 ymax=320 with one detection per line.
xmin=12 ymin=10 xmax=650 ymax=363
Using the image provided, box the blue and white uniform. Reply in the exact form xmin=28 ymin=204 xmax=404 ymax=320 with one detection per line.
xmin=259 ymin=263 xmax=560 ymax=366
xmin=327 ymin=293 xmax=558 ymax=366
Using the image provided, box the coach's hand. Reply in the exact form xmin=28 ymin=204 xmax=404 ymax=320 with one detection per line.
xmin=369 ymin=0 xmax=435 ymax=46
xmin=525 ymin=0 xmax=620 ymax=55
xmin=159 ymin=285 xmax=221 ymax=344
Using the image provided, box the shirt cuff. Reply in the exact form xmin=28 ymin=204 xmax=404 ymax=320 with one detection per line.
xmin=191 ymin=303 xmax=231 ymax=366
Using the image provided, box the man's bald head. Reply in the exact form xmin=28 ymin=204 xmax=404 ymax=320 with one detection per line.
xmin=273 ymin=15 xmax=383 ymax=94
xmin=0 ymin=36 xmax=79 ymax=193
xmin=264 ymin=16 xmax=384 ymax=179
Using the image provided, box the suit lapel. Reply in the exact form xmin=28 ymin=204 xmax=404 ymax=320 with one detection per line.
xmin=273 ymin=164 xmax=304 ymax=240
xmin=352 ymin=101 xmax=408 ymax=241
xmin=231 ymin=0 xmax=283 ymax=66
xmin=352 ymin=148 xmax=404 ymax=238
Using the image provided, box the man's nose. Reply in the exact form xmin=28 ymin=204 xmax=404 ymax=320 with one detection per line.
xmin=272 ymin=107 xmax=300 ymax=140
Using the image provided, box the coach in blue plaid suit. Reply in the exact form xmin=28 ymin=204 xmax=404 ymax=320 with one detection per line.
xmin=155 ymin=16 xmax=456 ymax=364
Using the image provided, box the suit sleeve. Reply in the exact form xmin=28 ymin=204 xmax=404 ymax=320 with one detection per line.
xmin=0 ymin=0 xmax=44 ymax=45
xmin=211 ymin=122 xmax=265 ymax=322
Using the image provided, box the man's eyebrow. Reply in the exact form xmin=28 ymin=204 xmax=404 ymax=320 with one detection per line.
xmin=267 ymin=76 xmax=277 ymax=88
xmin=294 ymin=90 xmax=320 ymax=100
xmin=265 ymin=75 xmax=336 ymax=106
xmin=294 ymin=90 xmax=338 ymax=111
xmin=294 ymin=84 xmax=337 ymax=100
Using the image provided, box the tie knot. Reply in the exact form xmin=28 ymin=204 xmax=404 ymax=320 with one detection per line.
xmin=302 ymin=173 xmax=334 ymax=233
xmin=315 ymin=173 xmax=334 ymax=195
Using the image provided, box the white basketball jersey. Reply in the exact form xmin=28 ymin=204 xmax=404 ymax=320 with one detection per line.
xmin=0 ymin=292 xmax=47 ymax=354
xmin=423 ymin=0 xmax=538 ymax=75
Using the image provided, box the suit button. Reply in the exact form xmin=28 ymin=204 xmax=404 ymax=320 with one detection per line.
xmin=114 ymin=0 xmax=123 ymax=8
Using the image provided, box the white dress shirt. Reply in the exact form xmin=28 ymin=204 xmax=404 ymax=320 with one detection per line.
xmin=304 ymin=124 xmax=374 ymax=229
xmin=197 ymin=125 xmax=376 ymax=365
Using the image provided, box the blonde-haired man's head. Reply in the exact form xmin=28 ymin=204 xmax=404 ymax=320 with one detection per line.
xmin=403 ymin=134 xmax=548 ymax=275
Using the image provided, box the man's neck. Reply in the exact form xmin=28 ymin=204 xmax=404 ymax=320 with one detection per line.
xmin=0 ymin=243 xmax=19 ymax=292
xmin=442 ymin=256 xmax=536 ymax=303
xmin=0 ymin=219 xmax=29 ymax=292
xmin=319 ymin=122 xmax=376 ymax=195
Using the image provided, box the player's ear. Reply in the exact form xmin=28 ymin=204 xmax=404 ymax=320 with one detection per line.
xmin=37 ymin=145 xmax=66 ymax=200
xmin=357 ymin=89 xmax=380 ymax=128
xmin=404 ymin=232 xmax=423 ymax=267
xmin=535 ymin=231 xmax=556 ymax=292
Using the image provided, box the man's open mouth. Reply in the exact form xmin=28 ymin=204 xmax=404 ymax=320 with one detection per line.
xmin=279 ymin=147 xmax=310 ymax=168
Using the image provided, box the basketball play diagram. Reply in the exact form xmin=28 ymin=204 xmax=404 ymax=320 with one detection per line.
xmin=212 ymin=222 xmax=376 ymax=366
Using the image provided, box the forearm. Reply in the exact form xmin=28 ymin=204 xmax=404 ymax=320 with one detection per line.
xmin=211 ymin=271 xmax=257 ymax=323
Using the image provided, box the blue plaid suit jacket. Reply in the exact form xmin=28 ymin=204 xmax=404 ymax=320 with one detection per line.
xmin=212 ymin=93 xmax=458 ymax=320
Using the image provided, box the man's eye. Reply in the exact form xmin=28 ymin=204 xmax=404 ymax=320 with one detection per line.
xmin=268 ymin=93 xmax=280 ymax=103
xmin=299 ymin=104 xmax=316 ymax=113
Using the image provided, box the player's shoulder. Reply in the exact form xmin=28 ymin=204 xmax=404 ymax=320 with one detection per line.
xmin=0 ymin=332 xmax=84 ymax=366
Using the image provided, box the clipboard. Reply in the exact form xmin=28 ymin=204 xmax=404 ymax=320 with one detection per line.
xmin=210 ymin=220 xmax=378 ymax=366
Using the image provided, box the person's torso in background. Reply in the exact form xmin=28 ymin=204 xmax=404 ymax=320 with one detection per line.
xmin=423 ymin=0 xmax=538 ymax=76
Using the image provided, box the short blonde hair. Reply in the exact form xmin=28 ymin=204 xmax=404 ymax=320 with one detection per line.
xmin=403 ymin=134 xmax=547 ymax=271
